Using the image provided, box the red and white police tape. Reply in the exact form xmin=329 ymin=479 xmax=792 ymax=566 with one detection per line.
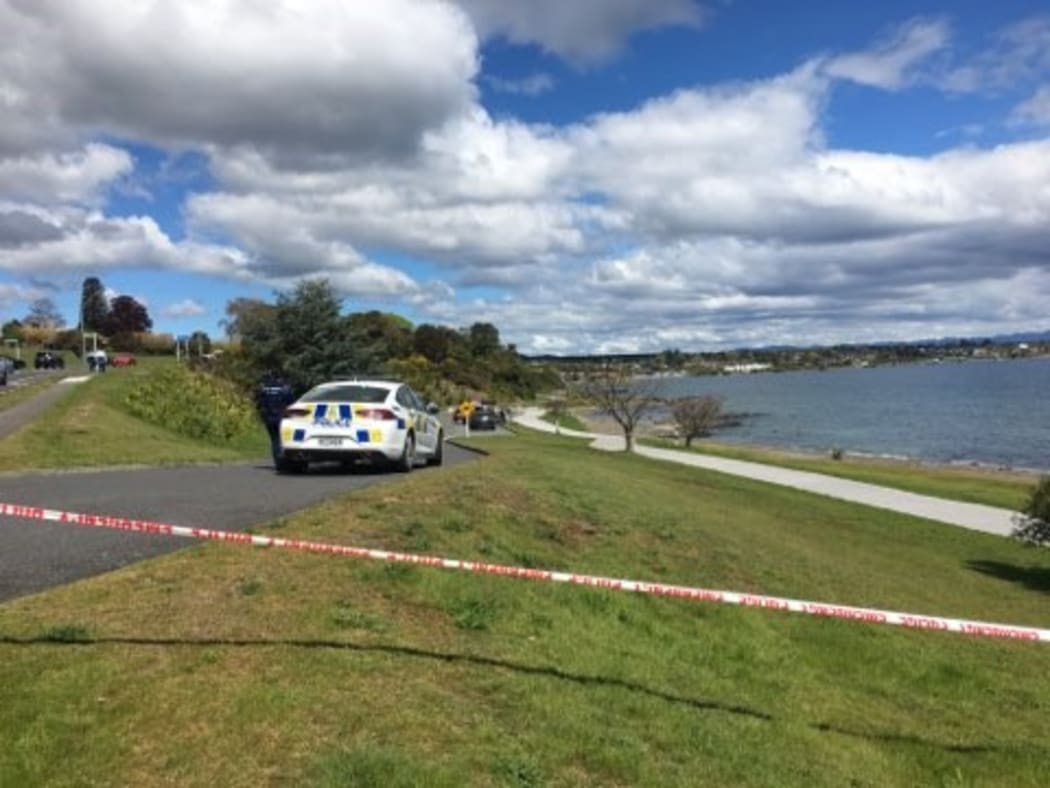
xmin=3 ymin=500 xmax=1048 ymax=643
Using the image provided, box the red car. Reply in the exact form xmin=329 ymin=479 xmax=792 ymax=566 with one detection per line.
xmin=111 ymin=353 xmax=137 ymax=367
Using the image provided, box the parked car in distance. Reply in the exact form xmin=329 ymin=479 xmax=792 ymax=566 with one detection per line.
xmin=0 ymin=354 xmax=26 ymax=370
xmin=86 ymin=350 xmax=108 ymax=371
xmin=468 ymin=404 xmax=502 ymax=431
xmin=111 ymin=353 xmax=136 ymax=367
xmin=34 ymin=351 xmax=65 ymax=370
xmin=277 ymin=379 xmax=444 ymax=474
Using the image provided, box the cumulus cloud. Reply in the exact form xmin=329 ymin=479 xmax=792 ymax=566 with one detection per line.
xmin=0 ymin=207 xmax=252 ymax=281
xmin=0 ymin=208 xmax=64 ymax=248
xmin=0 ymin=144 xmax=133 ymax=205
xmin=0 ymin=0 xmax=478 ymax=162
xmin=2 ymin=3 xmax=1049 ymax=351
xmin=824 ymin=18 xmax=950 ymax=90
xmin=456 ymin=0 xmax=702 ymax=63
xmin=162 ymin=299 xmax=206 ymax=318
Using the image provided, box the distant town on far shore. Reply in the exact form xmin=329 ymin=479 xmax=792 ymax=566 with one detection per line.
xmin=527 ymin=332 xmax=1050 ymax=376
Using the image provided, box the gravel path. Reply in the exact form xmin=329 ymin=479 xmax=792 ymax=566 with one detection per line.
xmin=513 ymin=407 xmax=1019 ymax=537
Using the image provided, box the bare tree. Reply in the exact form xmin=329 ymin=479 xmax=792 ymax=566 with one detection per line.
xmin=24 ymin=297 xmax=65 ymax=329
xmin=580 ymin=364 xmax=658 ymax=451
xmin=545 ymin=396 xmax=569 ymax=434
xmin=669 ymin=395 xmax=724 ymax=447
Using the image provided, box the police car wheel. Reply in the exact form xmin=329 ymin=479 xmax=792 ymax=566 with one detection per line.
xmin=427 ymin=431 xmax=444 ymax=466
xmin=397 ymin=435 xmax=415 ymax=473
xmin=276 ymin=457 xmax=306 ymax=475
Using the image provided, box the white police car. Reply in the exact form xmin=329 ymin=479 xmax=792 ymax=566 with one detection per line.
xmin=277 ymin=380 xmax=443 ymax=474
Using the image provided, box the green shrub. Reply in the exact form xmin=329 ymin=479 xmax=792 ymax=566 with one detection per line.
xmin=125 ymin=365 xmax=261 ymax=444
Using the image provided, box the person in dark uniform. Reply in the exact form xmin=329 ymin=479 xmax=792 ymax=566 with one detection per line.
xmin=256 ymin=371 xmax=296 ymax=466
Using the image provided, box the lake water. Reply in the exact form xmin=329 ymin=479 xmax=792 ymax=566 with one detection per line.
xmin=651 ymin=357 xmax=1050 ymax=471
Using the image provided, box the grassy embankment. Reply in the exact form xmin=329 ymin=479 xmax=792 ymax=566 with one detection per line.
xmin=2 ymin=429 xmax=1049 ymax=785
xmin=0 ymin=357 xmax=268 ymax=472
xmin=538 ymin=408 xmax=589 ymax=433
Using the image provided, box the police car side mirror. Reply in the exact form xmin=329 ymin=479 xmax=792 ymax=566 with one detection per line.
xmin=426 ymin=402 xmax=440 ymax=415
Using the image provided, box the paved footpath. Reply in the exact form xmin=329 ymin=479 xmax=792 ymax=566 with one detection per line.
xmin=513 ymin=408 xmax=1019 ymax=537
xmin=0 ymin=372 xmax=82 ymax=441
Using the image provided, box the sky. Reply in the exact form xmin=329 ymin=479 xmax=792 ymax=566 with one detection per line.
xmin=1 ymin=0 xmax=1049 ymax=354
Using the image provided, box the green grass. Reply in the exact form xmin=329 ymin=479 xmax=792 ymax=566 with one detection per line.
xmin=539 ymin=408 xmax=589 ymax=432
xmin=641 ymin=436 xmax=1036 ymax=511
xmin=0 ymin=358 xmax=269 ymax=471
xmin=2 ymin=430 xmax=1050 ymax=785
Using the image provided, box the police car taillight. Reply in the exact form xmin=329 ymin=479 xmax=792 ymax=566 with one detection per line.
xmin=283 ymin=407 xmax=311 ymax=418
xmin=356 ymin=408 xmax=397 ymax=420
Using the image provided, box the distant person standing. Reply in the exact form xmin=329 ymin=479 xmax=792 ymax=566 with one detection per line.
xmin=256 ymin=371 xmax=296 ymax=466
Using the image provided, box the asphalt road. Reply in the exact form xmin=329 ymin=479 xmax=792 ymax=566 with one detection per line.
xmin=0 ymin=446 xmax=479 ymax=603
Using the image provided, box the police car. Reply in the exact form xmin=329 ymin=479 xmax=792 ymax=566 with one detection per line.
xmin=277 ymin=380 xmax=443 ymax=473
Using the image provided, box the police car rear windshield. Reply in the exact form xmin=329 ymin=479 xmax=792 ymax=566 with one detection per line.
xmin=301 ymin=385 xmax=389 ymax=403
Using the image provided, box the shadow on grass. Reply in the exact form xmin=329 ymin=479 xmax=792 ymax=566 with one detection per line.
xmin=966 ymin=560 xmax=1050 ymax=593
xmin=0 ymin=633 xmax=1022 ymax=755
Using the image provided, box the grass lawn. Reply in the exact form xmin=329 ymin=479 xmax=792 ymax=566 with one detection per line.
xmin=2 ymin=430 xmax=1049 ymax=785
xmin=539 ymin=408 xmax=589 ymax=433
xmin=640 ymin=437 xmax=1037 ymax=512
xmin=0 ymin=358 xmax=268 ymax=472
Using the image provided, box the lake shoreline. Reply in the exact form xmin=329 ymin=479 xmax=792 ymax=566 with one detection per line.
xmin=571 ymin=407 xmax=1046 ymax=481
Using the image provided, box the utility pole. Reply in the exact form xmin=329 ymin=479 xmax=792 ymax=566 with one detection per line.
xmin=79 ymin=294 xmax=86 ymax=366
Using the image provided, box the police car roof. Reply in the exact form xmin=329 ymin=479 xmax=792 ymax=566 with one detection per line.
xmin=316 ymin=379 xmax=400 ymax=388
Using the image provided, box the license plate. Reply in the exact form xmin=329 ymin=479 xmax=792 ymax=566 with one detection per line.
xmin=317 ymin=437 xmax=344 ymax=447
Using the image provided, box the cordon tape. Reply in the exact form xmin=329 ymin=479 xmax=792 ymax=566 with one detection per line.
xmin=2 ymin=500 xmax=1048 ymax=644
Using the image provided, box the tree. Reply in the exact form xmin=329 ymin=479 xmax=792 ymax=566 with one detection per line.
xmin=24 ymin=297 xmax=65 ymax=328
xmin=545 ymin=397 xmax=569 ymax=434
xmin=1013 ymin=476 xmax=1050 ymax=545
xmin=669 ymin=395 xmax=724 ymax=447
xmin=189 ymin=331 xmax=212 ymax=356
xmin=348 ymin=310 xmax=413 ymax=366
xmin=467 ymin=322 xmax=501 ymax=357
xmin=2 ymin=319 xmax=23 ymax=341
xmin=80 ymin=276 xmax=109 ymax=332
xmin=245 ymin=279 xmax=371 ymax=393
xmin=104 ymin=295 xmax=152 ymax=334
xmin=413 ymin=323 xmax=457 ymax=363
xmin=221 ymin=298 xmax=276 ymax=341
xmin=580 ymin=363 xmax=659 ymax=452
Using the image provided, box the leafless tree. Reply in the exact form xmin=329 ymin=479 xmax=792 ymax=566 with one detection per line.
xmin=545 ymin=396 xmax=569 ymax=434
xmin=669 ymin=395 xmax=724 ymax=447
xmin=580 ymin=363 xmax=659 ymax=451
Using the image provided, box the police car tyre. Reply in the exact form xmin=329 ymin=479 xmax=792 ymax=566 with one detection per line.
xmin=276 ymin=457 xmax=306 ymax=475
xmin=397 ymin=434 xmax=415 ymax=473
xmin=427 ymin=430 xmax=444 ymax=466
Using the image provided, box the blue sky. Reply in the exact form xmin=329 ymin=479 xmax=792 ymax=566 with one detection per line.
xmin=1 ymin=1 xmax=1049 ymax=352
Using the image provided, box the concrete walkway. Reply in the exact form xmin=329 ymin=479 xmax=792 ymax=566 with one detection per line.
xmin=513 ymin=408 xmax=1019 ymax=537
